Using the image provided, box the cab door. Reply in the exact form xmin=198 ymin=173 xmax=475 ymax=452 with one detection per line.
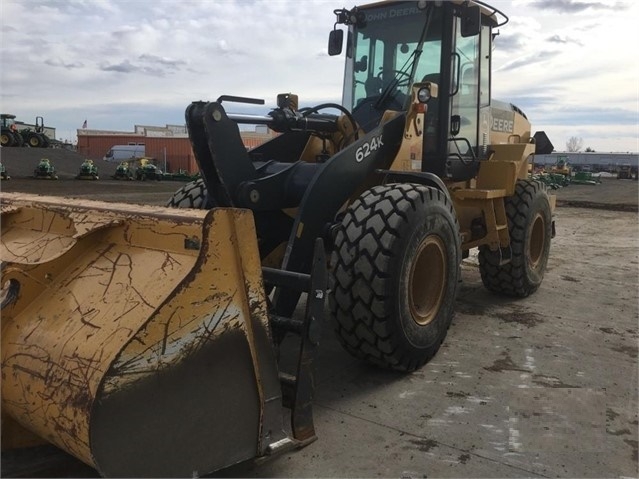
xmin=446 ymin=11 xmax=492 ymax=180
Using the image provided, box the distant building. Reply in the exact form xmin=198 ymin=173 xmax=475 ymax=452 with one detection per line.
xmin=77 ymin=124 xmax=278 ymax=174
xmin=534 ymin=152 xmax=639 ymax=172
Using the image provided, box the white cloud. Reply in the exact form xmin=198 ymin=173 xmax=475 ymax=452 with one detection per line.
xmin=1 ymin=0 xmax=637 ymax=152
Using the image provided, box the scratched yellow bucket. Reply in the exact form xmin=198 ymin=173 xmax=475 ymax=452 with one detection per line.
xmin=1 ymin=193 xmax=283 ymax=477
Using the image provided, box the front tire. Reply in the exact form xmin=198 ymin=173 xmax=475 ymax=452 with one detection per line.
xmin=27 ymin=133 xmax=43 ymax=148
xmin=478 ymin=179 xmax=552 ymax=297
xmin=329 ymin=184 xmax=461 ymax=372
xmin=166 ymin=178 xmax=208 ymax=208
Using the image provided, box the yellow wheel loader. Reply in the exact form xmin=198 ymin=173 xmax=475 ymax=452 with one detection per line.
xmin=1 ymin=1 xmax=555 ymax=476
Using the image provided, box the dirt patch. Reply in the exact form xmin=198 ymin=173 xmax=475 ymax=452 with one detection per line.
xmin=557 ymin=200 xmax=638 ymax=212
xmin=483 ymin=351 xmax=528 ymax=373
xmin=553 ymin=177 xmax=638 ymax=211
xmin=495 ymin=307 xmax=544 ymax=328
xmin=407 ymin=438 xmax=438 ymax=452
xmin=1 ymin=178 xmax=186 ymax=206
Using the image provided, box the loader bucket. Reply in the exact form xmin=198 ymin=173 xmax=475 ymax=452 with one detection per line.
xmin=0 ymin=193 xmax=293 ymax=477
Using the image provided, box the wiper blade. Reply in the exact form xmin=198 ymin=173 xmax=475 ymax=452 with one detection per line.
xmin=373 ymin=50 xmax=421 ymax=110
xmin=373 ymin=3 xmax=433 ymax=110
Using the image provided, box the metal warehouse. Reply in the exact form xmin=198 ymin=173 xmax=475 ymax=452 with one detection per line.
xmin=535 ymin=152 xmax=639 ymax=172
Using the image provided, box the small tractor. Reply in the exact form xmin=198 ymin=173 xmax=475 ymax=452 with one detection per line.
xmin=112 ymin=161 xmax=135 ymax=180
xmin=0 ymin=162 xmax=9 ymax=180
xmin=549 ymin=156 xmax=571 ymax=177
xmin=76 ymin=159 xmax=99 ymax=180
xmin=135 ymin=157 xmax=163 ymax=180
xmin=32 ymin=158 xmax=58 ymax=179
xmin=1 ymin=2 xmax=556 ymax=477
xmin=617 ymin=164 xmax=633 ymax=180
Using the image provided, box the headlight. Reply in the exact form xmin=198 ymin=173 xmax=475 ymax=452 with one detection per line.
xmin=417 ymin=87 xmax=431 ymax=103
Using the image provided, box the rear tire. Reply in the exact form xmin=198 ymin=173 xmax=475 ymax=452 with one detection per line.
xmin=478 ymin=179 xmax=552 ymax=297
xmin=1 ymin=131 xmax=14 ymax=147
xmin=166 ymin=178 xmax=208 ymax=209
xmin=329 ymin=184 xmax=461 ymax=372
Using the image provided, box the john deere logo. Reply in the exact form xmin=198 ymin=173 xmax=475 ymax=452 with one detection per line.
xmin=491 ymin=109 xmax=515 ymax=133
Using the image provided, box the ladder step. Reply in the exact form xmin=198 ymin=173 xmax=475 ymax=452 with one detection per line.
xmin=270 ymin=314 xmax=303 ymax=334
xmin=262 ymin=267 xmax=311 ymax=292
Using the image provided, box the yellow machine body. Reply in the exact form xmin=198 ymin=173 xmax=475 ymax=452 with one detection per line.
xmin=1 ymin=1 xmax=557 ymax=476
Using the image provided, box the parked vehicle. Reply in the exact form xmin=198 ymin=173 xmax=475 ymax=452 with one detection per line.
xmin=33 ymin=158 xmax=58 ymax=179
xmin=112 ymin=161 xmax=135 ymax=180
xmin=76 ymin=159 xmax=99 ymax=180
xmin=135 ymin=157 xmax=163 ymax=180
xmin=0 ymin=162 xmax=9 ymax=180
xmin=103 ymin=144 xmax=145 ymax=162
xmin=1 ymin=2 xmax=557 ymax=476
xmin=20 ymin=116 xmax=51 ymax=148
xmin=617 ymin=164 xmax=633 ymax=180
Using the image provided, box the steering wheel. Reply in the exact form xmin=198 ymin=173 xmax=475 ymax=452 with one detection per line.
xmin=378 ymin=70 xmax=411 ymax=88
xmin=351 ymin=94 xmax=405 ymax=132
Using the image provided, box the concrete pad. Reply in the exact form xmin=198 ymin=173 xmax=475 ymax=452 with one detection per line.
xmin=222 ymin=206 xmax=638 ymax=478
xmin=2 ymin=201 xmax=637 ymax=479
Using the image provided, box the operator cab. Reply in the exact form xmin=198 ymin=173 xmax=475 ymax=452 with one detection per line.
xmin=329 ymin=1 xmax=507 ymax=181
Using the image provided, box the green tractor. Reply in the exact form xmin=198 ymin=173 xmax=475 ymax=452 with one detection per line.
xmin=0 ymin=162 xmax=10 ymax=180
xmin=76 ymin=159 xmax=99 ymax=180
xmin=1 ymin=114 xmax=51 ymax=148
xmin=20 ymin=116 xmax=50 ymax=148
xmin=135 ymin=158 xmax=163 ymax=181
xmin=33 ymin=158 xmax=58 ymax=179
xmin=113 ymin=161 xmax=135 ymax=180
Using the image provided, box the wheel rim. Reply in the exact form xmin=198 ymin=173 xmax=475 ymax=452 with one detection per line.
xmin=528 ymin=212 xmax=546 ymax=270
xmin=409 ymin=235 xmax=447 ymax=326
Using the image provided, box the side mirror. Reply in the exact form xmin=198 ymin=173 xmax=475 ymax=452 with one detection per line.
xmin=461 ymin=5 xmax=481 ymax=37
xmin=328 ymin=29 xmax=344 ymax=56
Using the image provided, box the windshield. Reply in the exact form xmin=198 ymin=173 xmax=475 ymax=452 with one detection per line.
xmin=347 ymin=3 xmax=443 ymax=131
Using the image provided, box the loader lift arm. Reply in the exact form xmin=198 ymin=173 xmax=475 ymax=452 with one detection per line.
xmin=185 ymin=97 xmax=406 ymax=318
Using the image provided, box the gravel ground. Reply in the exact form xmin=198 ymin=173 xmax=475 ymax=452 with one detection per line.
xmin=1 ymin=147 xmax=637 ymax=478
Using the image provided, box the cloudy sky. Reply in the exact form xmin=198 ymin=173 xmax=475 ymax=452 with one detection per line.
xmin=1 ymin=0 xmax=637 ymax=152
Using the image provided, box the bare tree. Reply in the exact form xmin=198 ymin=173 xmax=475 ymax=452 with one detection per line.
xmin=566 ymin=136 xmax=583 ymax=152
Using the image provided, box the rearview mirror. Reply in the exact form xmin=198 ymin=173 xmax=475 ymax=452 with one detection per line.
xmin=328 ymin=29 xmax=344 ymax=56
